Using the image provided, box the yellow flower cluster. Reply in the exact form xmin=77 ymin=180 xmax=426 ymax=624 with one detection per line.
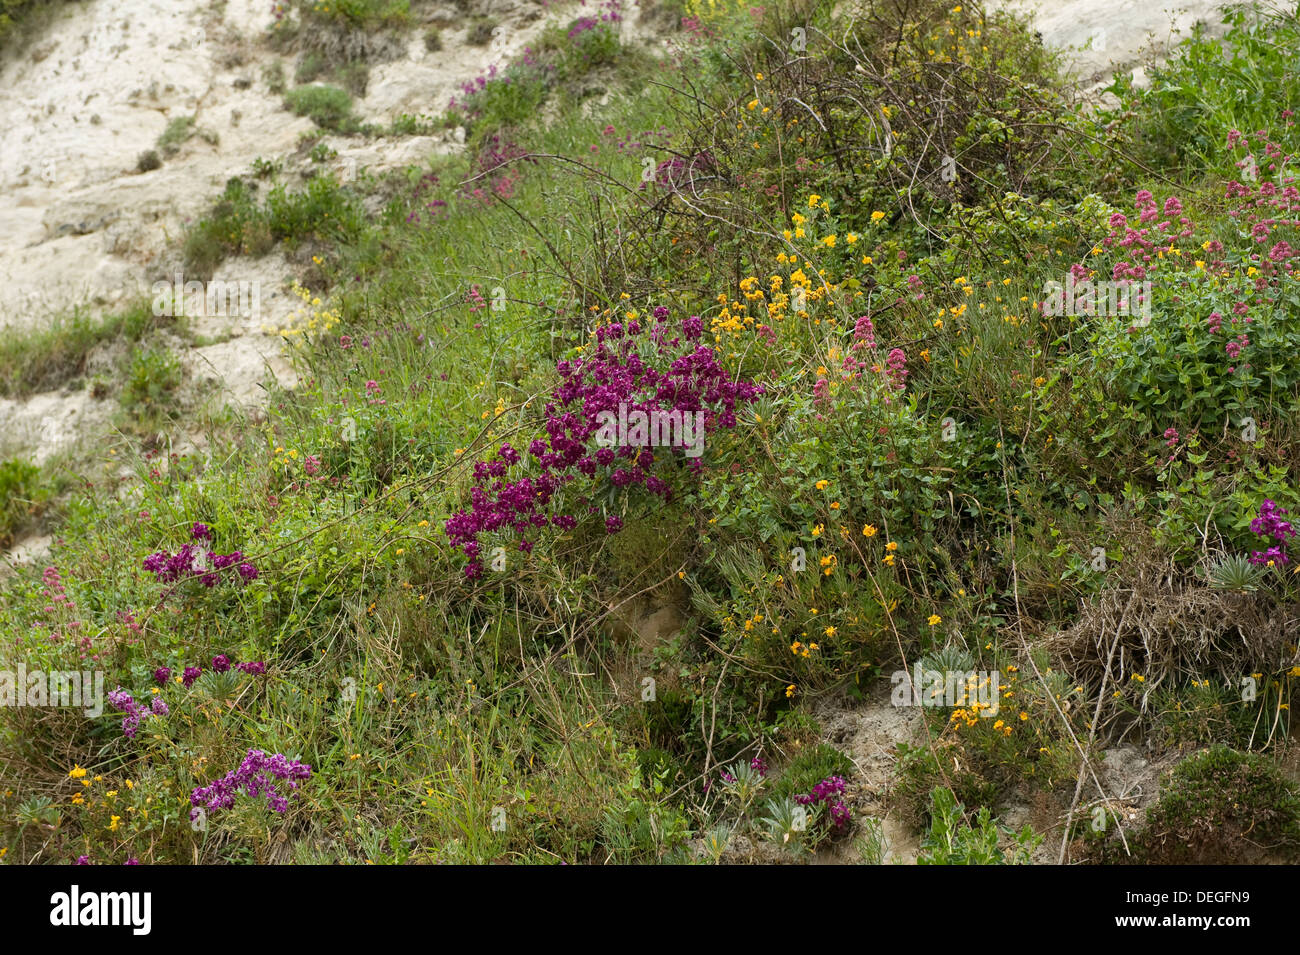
xmin=272 ymin=282 xmax=340 ymax=343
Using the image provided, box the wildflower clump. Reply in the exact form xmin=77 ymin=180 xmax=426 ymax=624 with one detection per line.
xmin=1249 ymin=499 xmax=1295 ymax=566
xmin=796 ymin=774 xmax=851 ymax=829
xmin=445 ymin=308 xmax=762 ymax=577
xmin=142 ymin=522 xmax=258 ymax=587
xmin=106 ymin=686 xmax=168 ymax=739
xmin=189 ymin=749 xmax=312 ymax=818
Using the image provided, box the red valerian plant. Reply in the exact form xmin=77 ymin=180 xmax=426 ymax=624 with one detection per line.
xmin=445 ymin=307 xmax=763 ymax=577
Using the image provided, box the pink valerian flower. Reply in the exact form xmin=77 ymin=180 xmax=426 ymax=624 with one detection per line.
xmin=813 ymin=377 xmax=830 ymax=406
xmin=303 ymin=455 xmax=321 ymax=476
xmin=885 ymin=348 xmax=908 ymax=391
xmin=1163 ymin=427 xmax=1179 ymax=447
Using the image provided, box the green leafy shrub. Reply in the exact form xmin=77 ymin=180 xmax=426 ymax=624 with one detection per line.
xmin=119 ymin=346 xmax=182 ymax=428
xmin=0 ymin=457 xmax=49 ymax=548
xmin=1132 ymin=746 xmax=1300 ymax=863
xmin=917 ymin=786 xmax=1041 ymax=864
xmin=156 ymin=116 xmax=196 ymax=157
xmin=285 ymin=84 xmax=355 ymax=131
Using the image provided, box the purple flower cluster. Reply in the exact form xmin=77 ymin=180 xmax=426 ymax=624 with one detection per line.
xmin=1249 ymin=499 xmax=1295 ymax=566
xmin=106 ymin=686 xmax=168 ymax=739
xmin=445 ymin=310 xmax=762 ymax=577
xmin=173 ymin=656 xmax=266 ymax=688
xmin=189 ymin=749 xmax=312 ymax=818
xmin=142 ymin=523 xmax=258 ymax=587
xmin=568 ymin=0 xmax=621 ymax=36
xmin=796 ymin=775 xmax=851 ymax=829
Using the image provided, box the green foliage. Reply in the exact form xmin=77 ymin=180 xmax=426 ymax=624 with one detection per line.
xmin=1122 ymin=746 xmax=1300 ymax=863
xmin=119 ymin=346 xmax=182 ymax=428
xmin=0 ymin=0 xmax=71 ymax=51
xmin=773 ymin=743 xmax=853 ymax=799
xmin=136 ymin=149 xmax=162 ymax=173
xmin=466 ymin=17 xmax=496 ymax=47
xmin=917 ymin=786 xmax=1041 ymax=864
xmin=600 ymin=757 xmax=693 ymax=862
xmin=0 ymin=457 xmax=49 ymax=547
xmin=157 ymin=116 xmax=196 ymax=156
xmin=1206 ymin=553 xmax=1266 ymax=593
xmin=0 ymin=302 xmax=161 ymax=398
xmin=285 ymin=84 xmax=356 ymax=131
xmin=1104 ymin=6 xmax=1300 ymax=179
xmin=297 ymin=0 xmax=408 ymax=30
xmin=183 ymin=174 xmax=363 ymax=278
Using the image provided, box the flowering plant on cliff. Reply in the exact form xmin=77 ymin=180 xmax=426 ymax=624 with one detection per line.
xmin=445 ymin=307 xmax=762 ymax=577
xmin=142 ymin=522 xmax=258 ymax=588
xmin=190 ymin=750 xmax=311 ymax=819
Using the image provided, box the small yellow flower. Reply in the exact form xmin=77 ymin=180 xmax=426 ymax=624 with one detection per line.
xmin=69 ymin=766 xmax=87 ymax=779
xmin=785 ymin=684 xmax=797 ymax=698
xmin=928 ymin=614 xmax=941 ymax=626
xmin=862 ymin=524 xmax=877 ymax=537
xmin=824 ymin=626 xmax=836 ymax=637
xmin=885 ymin=541 xmax=898 ymax=552
xmin=815 ymin=479 xmax=829 ymax=490
xmin=871 ymin=211 xmax=885 ymax=222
